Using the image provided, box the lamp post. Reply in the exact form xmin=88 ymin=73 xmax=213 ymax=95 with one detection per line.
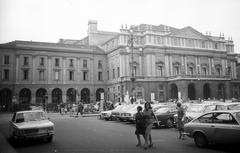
xmin=127 ymin=29 xmax=137 ymax=103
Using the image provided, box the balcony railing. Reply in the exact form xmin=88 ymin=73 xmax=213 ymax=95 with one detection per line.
xmin=168 ymin=74 xmax=231 ymax=80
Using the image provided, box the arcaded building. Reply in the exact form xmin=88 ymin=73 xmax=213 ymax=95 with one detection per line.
xmin=0 ymin=20 xmax=238 ymax=111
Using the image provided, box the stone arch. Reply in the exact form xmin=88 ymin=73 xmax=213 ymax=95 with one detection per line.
xmin=96 ymin=88 xmax=104 ymax=102
xmin=81 ymin=88 xmax=90 ymax=104
xmin=52 ymin=88 xmax=62 ymax=104
xmin=188 ymin=83 xmax=196 ymax=100
xmin=66 ymin=88 xmax=76 ymax=104
xmin=19 ymin=88 xmax=31 ymax=104
xmin=36 ymin=88 xmax=47 ymax=104
xmin=170 ymin=84 xmax=178 ymax=99
xmin=203 ymin=83 xmax=211 ymax=99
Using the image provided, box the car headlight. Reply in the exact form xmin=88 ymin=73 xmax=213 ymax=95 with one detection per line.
xmin=15 ymin=129 xmax=24 ymax=136
xmin=48 ymin=127 xmax=54 ymax=131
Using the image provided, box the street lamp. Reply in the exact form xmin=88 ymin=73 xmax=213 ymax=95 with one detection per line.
xmin=126 ymin=29 xmax=142 ymax=103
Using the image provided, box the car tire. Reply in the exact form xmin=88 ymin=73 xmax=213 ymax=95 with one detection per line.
xmin=166 ymin=119 xmax=174 ymax=128
xmin=46 ymin=135 xmax=53 ymax=142
xmin=194 ymin=133 xmax=208 ymax=148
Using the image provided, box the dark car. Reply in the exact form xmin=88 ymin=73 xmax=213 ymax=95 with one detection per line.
xmin=184 ymin=110 xmax=240 ymax=147
xmin=153 ymin=105 xmax=177 ymax=128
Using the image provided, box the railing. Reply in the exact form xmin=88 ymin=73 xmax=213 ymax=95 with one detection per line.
xmin=168 ymin=74 xmax=231 ymax=80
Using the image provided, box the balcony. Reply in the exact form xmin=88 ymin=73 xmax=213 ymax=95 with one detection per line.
xmin=168 ymin=74 xmax=231 ymax=81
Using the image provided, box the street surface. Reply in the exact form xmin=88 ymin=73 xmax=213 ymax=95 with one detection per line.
xmin=0 ymin=113 xmax=238 ymax=153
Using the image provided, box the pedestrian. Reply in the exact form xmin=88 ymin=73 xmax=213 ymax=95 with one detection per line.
xmin=142 ymin=102 xmax=159 ymax=149
xmin=77 ymin=102 xmax=84 ymax=116
xmin=176 ymin=102 xmax=185 ymax=140
xmin=135 ymin=106 xmax=145 ymax=147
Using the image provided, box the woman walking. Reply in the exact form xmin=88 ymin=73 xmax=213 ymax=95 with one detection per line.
xmin=177 ymin=102 xmax=185 ymax=140
xmin=135 ymin=106 xmax=145 ymax=147
xmin=142 ymin=102 xmax=159 ymax=149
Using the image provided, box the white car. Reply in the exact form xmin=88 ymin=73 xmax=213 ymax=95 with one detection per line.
xmin=100 ymin=110 xmax=113 ymax=120
xmin=9 ymin=110 xmax=54 ymax=143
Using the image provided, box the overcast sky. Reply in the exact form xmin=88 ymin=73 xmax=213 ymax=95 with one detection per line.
xmin=0 ymin=0 xmax=240 ymax=52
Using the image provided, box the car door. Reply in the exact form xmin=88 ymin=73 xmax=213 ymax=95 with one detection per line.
xmin=192 ymin=113 xmax=216 ymax=142
xmin=213 ymin=112 xmax=240 ymax=144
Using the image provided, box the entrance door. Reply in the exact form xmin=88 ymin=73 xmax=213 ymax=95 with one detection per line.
xmin=188 ymin=83 xmax=196 ymax=100
xmin=0 ymin=88 xmax=12 ymax=111
xmin=203 ymin=83 xmax=211 ymax=99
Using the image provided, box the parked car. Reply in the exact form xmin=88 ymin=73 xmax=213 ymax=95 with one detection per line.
xmin=9 ymin=110 xmax=54 ymax=143
xmin=215 ymin=102 xmax=240 ymax=110
xmin=231 ymin=104 xmax=240 ymax=110
xmin=120 ymin=104 xmax=143 ymax=122
xmin=184 ymin=110 xmax=240 ymax=147
xmin=100 ymin=110 xmax=113 ymax=120
xmin=111 ymin=104 xmax=127 ymax=120
xmin=184 ymin=103 xmax=220 ymax=122
xmin=153 ymin=105 xmax=177 ymax=128
xmin=118 ymin=104 xmax=137 ymax=121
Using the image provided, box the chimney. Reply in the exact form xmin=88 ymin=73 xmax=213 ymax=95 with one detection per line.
xmin=88 ymin=20 xmax=98 ymax=33
xmin=88 ymin=20 xmax=98 ymax=46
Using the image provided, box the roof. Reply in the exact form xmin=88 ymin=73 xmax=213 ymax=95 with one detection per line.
xmin=0 ymin=40 xmax=106 ymax=54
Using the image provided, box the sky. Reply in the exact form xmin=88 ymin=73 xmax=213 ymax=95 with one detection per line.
xmin=0 ymin=0 xmax=240 ymax=52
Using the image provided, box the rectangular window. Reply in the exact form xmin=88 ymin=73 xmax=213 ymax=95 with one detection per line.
xmin=174 ymin=67 xmax=179 ymax=75
xmin=117 ymin=67 xmax=120 ymax=77
xmin=112 ymin=69 xmax=115 ymax=79
xmin=83 ymin=60 xmax=87 ymax=68
xmin=55 ymin=58 xmax=59 ymax=67
xmin=202 ymin=67 xmax=207 ymax=75
xmin=98 ymin=72 xmax=102 ymax=81
xmin=23 ymin=70 xmax=29 ymax=80
xmin=69 ymin=59 xmax=74 ymax=67
xmin=39 ymin=70 xmax=44 ymax=81
xmin=54 ymin=70 xmax=60 ymax=81
xmin=3 ymin=69 xmax=9 ymax=80
xmin=83 ymin=71 xmax=88 ymax=80
xmin=23 ymin=57 xmax=29 ymax=66
xmin=40 ymin=57 xmax=44 ymax=66
xmin=98 ymin=60 xmax=102 ymax=69
xmin=189 ymin=67 xmax=194 ymax=75
xmin=159 ymin=66 xmax=163 ymax=76
xmin=69 ymin=71 xmax=74 ymax=81
xmin=3 ymin=55 xmax=10 ymax=65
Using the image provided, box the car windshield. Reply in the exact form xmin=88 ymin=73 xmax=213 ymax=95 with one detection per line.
xmin=234 ymin=112 xmax=240 ymax=123
xmin=16 ymin=112 xmax=47 ymax=123
xmin=187 ymin=105 xmax=205 ymax=113
xmin=155 ymin=107 xmax=169 ymax=113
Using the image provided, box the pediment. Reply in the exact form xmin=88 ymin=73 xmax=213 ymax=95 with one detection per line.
xmin=170 ymin=27 xmax=209 ymax=40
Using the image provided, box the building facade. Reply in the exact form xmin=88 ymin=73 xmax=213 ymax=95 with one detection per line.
xmin=0 ymin=20 xmax=239 ymax=111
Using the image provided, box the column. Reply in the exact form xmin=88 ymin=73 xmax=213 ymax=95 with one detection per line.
xmin=169 ymin=55 xmax=173 ymax=76
xmin=90 ymin=58 xmax=94 ymax=84
xmin=47 ymin=56 xmax=51 ymax=84
xmin=195 ymin=56 xmax=198 ymax=74
xmin=208 ymin=57 xmax=212 ymax=75
xmin=126 ymin=55 xmax=130 ymax=76
xmin=165 ymin=55 xmax=169 ymax=77
xmin=146 ymin=54 xmax=151 ymax=76
xmin=15 ymin=55 xmax=19 ymax=84
xmin=221 ymin=59 xmax=226 ymax=75
xmin=63 ymin=57 xmax=66 ymax=84
xmin=139 ymin=55 xmax=142 ymax=76
xmin=32 ymin=55 xmax=36 ymax=84
xmin=233 ymin=61 xmax=237 ymax=78
xmin=181 ymin=56 xmax=184 ymax=74
xmin=151 ymin=54 xmax=156 ymax=76
xmin=77 ymin=57 xmax=81 ymax=83
xmin=231 ymin=62 xmax=234 ymax=78
xmin=184 ymin=56 xmax=187 ymax=75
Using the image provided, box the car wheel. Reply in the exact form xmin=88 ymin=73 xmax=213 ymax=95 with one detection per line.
xmin=194 ymin=133 xmax=208 ymax=148
xmin=46 ymin=135 xmax=53 ymax=142
xmin=166 ymin=119 xmax=174 ymax=128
